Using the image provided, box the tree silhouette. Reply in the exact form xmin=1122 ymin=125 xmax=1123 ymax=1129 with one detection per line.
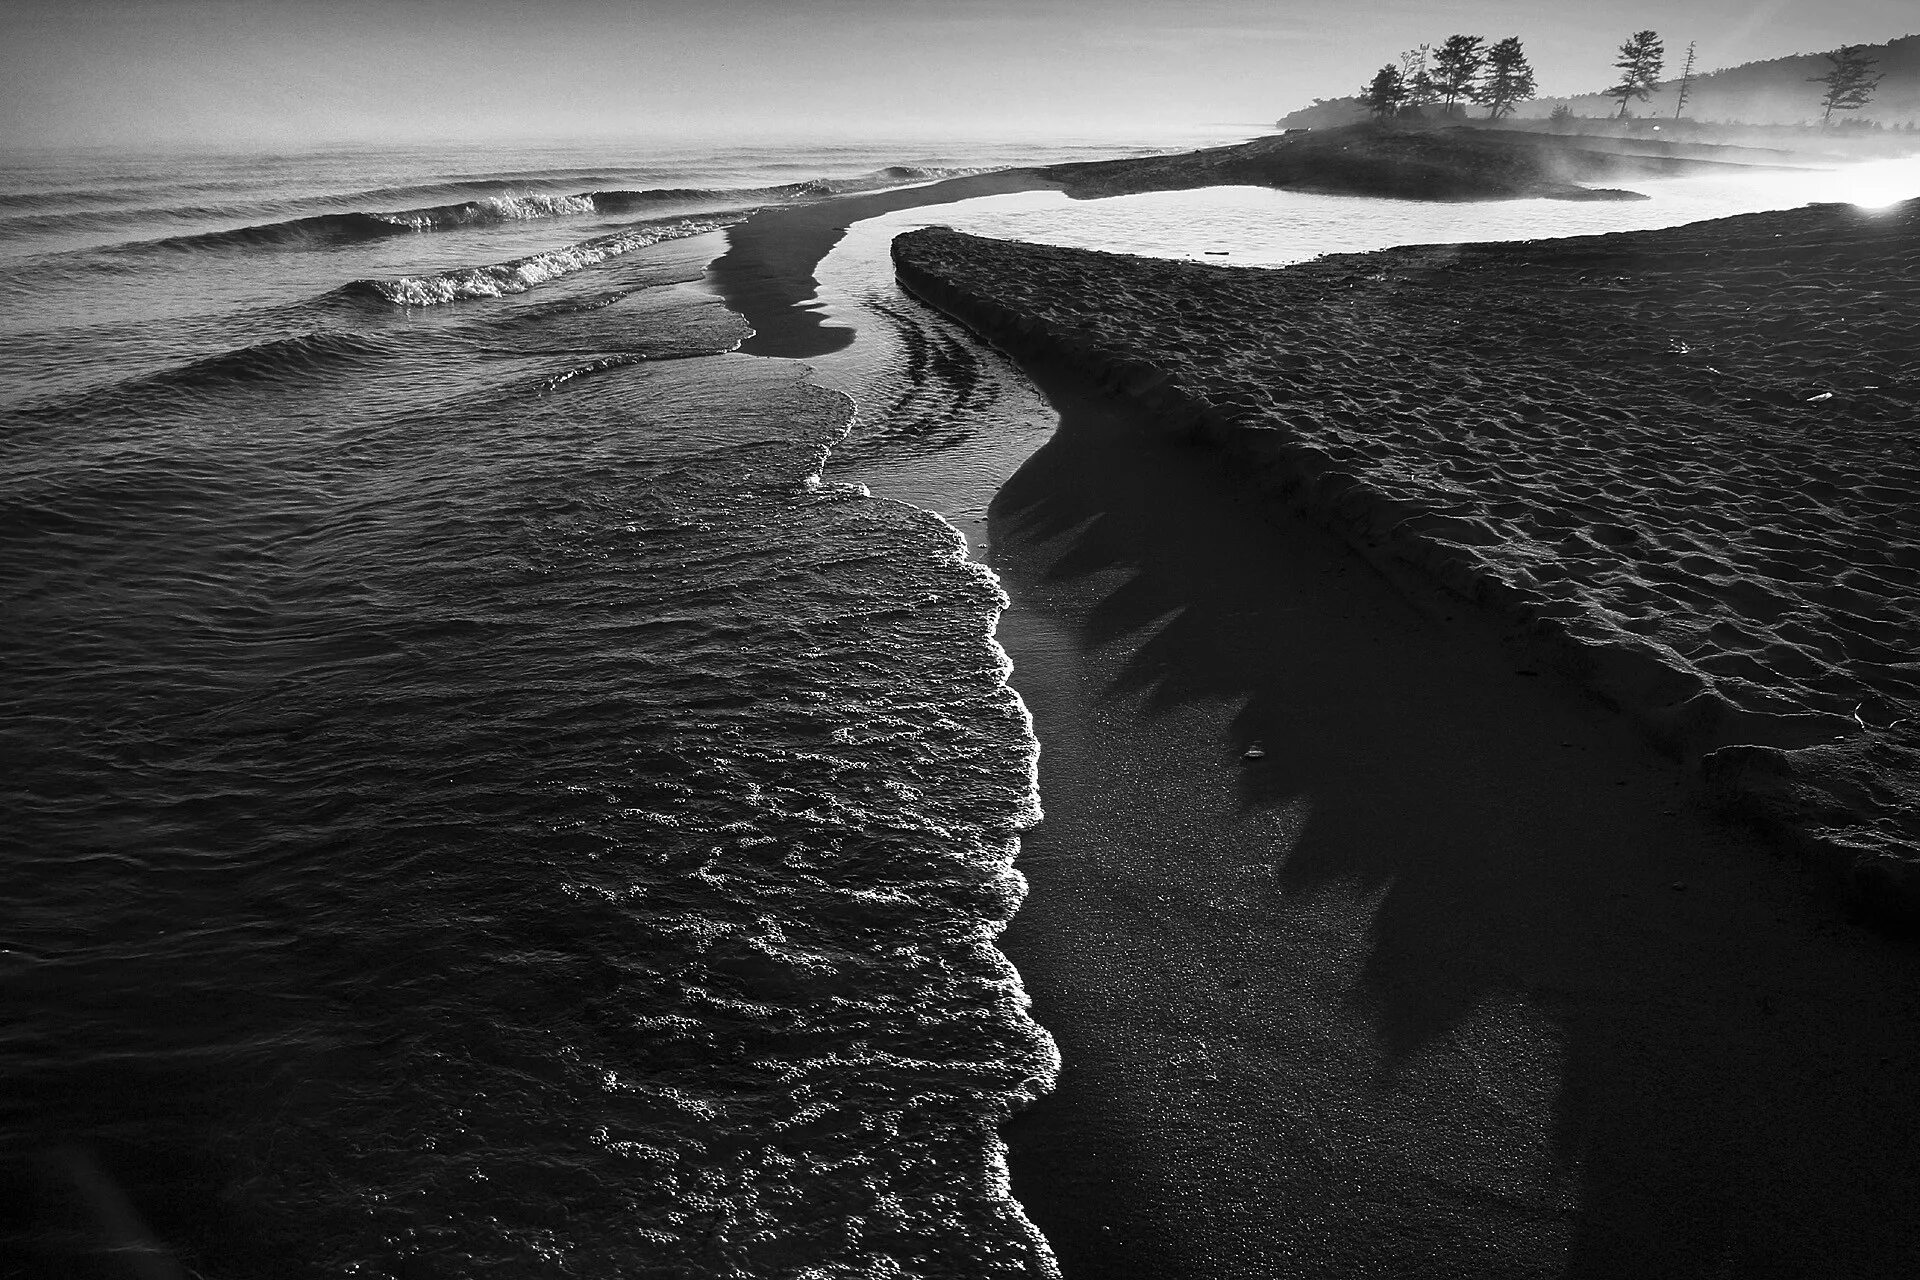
xmin=1481 ymin=37 xmax=1537 ymax=119
xmin=1811 ymin=45 xmax=1884 ymax=126
xmin=1399 ymin=44 xmax=1441 ymax=108
xmin=1673 ymin=41 xmax=1697 ymax=119
xmin=1407 ymin=66 xmax=1441 ymax=108
xmin=1608 ymin=30 xmax=1665 ymax=118
xmin=1432 ymin=35 xmax=1487 ymax=112
xmin=1361 ymin=64 xmax=1410 ymax=119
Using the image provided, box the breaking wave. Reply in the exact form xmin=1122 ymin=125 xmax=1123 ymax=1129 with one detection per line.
xmin=786 ymin=166 xmax=1000 ymax=198
xmin=64 ymin=185 xmax=824 ymax=259
xmin=344 ymin=216 xmax=737 ymax=306
xmin=21 ymin=167 xmax=1002 ymax=260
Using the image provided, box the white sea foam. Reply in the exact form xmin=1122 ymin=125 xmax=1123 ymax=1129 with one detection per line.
xmin=377 ymin=191 xmax=600 ymax=230
xmin=367 ymin=216 xmax=735 ymax=305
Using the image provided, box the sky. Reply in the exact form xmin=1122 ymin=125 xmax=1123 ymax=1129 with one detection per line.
xmin=2 ymin=0 xmax=1915 ymax=150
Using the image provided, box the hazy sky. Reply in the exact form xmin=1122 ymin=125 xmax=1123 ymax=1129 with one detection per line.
xmin=2 ymin=0 xmax=1914 ymax=149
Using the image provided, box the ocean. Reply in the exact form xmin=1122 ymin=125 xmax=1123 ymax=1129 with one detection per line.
xmin=0 ymin=134 xmax=1158 ymax=1280
xmin=5 ymin=132 xmax=1914 ymax=1279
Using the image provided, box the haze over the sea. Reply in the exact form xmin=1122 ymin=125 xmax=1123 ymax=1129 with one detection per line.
xmin=3 ymin=0 xmax=1914 ymax=150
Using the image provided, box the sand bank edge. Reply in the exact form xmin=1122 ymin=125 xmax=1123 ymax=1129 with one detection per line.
xmin=891 ymin=227 xmax=1920 ymax=929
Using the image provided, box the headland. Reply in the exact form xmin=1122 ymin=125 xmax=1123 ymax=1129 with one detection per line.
xmin=1032 ymin=121 xmax=1801 ymax=202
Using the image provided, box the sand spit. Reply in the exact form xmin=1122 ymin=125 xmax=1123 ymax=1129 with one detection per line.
xmin=893 ymin=205 xmax=1920 ymax=923
xmin=1034 ymin=123 xmax=1794 ymax=203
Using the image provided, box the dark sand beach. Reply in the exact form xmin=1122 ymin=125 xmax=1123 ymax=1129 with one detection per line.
xmin=708 ymin=149 xmax=1920 ymax=1277
xmin=895 ymin=204 xmax=1920 ymax=919
xmin=981 ymin=366 xmax=1920 ymax=1278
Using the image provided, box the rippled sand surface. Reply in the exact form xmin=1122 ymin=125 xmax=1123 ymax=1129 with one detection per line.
xmin=894 ymin=200 xmax=1920 ymax=920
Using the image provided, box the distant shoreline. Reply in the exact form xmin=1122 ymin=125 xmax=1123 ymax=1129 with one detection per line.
xmin=1028 ymin=121 xmax=1802 ymax=202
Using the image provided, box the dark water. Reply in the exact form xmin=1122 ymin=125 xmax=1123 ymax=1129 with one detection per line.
xmin=0 ymin=137 xmax=1171 ymax=1278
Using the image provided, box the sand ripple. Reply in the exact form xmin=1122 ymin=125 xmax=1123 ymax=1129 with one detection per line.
xmin=894 ymin=201 xmax=1920 ymax=921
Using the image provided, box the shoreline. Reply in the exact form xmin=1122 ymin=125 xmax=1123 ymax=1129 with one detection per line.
xmin=702 ymin=162 xmax=1920 ymax=1275
xmin=702 ymin=166 xmax=1076 ymax=1277
xmin=704 ymin=169 xmax=1060 ymax=359
xmin=890 ymin=235 xmax=1920 ymax=1277
xmin=972 ymin=355 xmax=1920 ymax=1278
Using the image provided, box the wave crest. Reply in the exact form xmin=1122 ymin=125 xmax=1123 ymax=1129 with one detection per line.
xmin=95 ymin=186 xmax=800 ymax=256
xmin=377 ymin=192 xmax=600 ymax=230
xmin=348 ymin=216 xmax=736 ymax=306
xmin=30 ymin=166 xmax=1001 ymax=261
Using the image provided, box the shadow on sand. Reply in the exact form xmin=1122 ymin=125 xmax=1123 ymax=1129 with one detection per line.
xmin=991 ymin=367 xmax=1920 ymax=1279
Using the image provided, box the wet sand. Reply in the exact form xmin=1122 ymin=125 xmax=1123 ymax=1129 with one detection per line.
xmin=982 ymin=363 xmax=1920 ymax=1277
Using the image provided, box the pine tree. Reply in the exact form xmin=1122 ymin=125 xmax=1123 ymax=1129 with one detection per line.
xmin=1811 ymin=45 xmax=1884 ymax=126
xmin=1481 ymin=37 xmax=1537 ymax=120
xmin=1432 ymin=35 xmax=1488 ymax=112
xmin=1360 ymin=65 xmax=1410 ymax=120
xmin=1398 ymin=45 xmax=1441 ymax=108
xmin=1673 ymin=42 xmax=1697 ymax=119
xmin=1608 ymin=30 xmax=1665 ymax=118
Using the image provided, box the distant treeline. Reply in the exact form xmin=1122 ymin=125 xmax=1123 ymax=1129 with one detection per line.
xmin=1299 ymin=31 xmax=1920 ymax=130
xmin=1357 ymin=37 xmax=1537 ymax=122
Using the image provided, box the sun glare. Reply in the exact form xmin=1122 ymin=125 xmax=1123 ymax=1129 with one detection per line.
xmin=1840 ymin=158 xmax=1920 ymax=209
